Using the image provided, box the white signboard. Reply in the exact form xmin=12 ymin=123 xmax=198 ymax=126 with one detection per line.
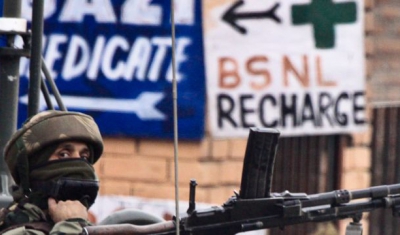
xmin=204 ymin=0 xmax=366 ymax=137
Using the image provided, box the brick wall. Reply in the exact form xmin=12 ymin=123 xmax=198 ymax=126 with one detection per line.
xmin=338 ymin=0 xmax=372 ymax=195
xmin=338 ymin=0 xmax=400 ymax=232
xmin=369 ymin=0 xmax=400 ymax=102
xmin=339 ymin=132 xmax=372 ymax=235
xmin=94 ymin=0 xmax=386 ymax=234
xmin=93 ymin=0 xmax=378 ymax=203
xmin=95 ymin=137 xmax=248 ymax=205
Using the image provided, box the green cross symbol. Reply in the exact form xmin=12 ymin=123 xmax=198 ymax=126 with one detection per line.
xmin=292 ymin=0 xmax=357 ymax=49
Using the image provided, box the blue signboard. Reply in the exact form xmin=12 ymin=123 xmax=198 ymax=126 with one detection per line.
xmin=17 ymin=0 xmax=205 ymax=140
xmin=0 ymin=0 xmax=4 ymax=47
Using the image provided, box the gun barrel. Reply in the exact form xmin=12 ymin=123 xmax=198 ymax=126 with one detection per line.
xmin=83 ymin=221 xmax=175 ymax=235
xmin=299 ymin=184 xmax=400 ymax=208
xmin=81 ymin=125 xmax=400 ymax=235
xmin=350 ymin=184 xmax=400 ymax=199
xmin=83 ymin=184 xmax=400 ymax=235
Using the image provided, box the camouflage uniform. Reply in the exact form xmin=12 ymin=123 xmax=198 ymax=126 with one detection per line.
xmin=1 ymin=110 xmax=103 ymax=234
xmin=0 ymin=200 xmax=90 ymax=234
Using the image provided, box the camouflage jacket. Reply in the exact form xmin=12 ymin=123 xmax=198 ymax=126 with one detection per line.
xmin=0 ymin=201 xmax=90 ymax=234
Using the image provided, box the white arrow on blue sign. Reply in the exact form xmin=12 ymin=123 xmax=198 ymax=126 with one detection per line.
xmin=19 ymin=92 xmax=165 ymax=120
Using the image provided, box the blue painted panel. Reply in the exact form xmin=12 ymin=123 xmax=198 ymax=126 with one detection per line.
xmin=17 ymin=0 xmax=205 ymax=140
xmin=0 ymin=0 xmax=4 ymax=47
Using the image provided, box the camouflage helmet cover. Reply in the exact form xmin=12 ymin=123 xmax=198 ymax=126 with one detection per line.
xmin=4 ymin=110 xmax=103 ymax=184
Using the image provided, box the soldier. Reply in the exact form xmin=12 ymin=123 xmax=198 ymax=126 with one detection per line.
xmin=0 ymin=110 xmax=103 ymax=234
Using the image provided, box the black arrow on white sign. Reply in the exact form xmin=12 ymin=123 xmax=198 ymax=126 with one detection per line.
xmin=222 ymin=0 xmax=281 ymax=34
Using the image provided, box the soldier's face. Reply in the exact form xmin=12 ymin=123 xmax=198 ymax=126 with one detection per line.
xmin=48 ymin=141 xmax=90 ymax=161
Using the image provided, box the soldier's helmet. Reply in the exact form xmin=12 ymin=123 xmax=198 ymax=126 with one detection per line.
xmin=4 ymin=110 xmax=103 ymax=185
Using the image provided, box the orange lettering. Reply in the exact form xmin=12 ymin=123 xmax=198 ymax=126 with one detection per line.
xmin=283 ymin=55 xmax=309 ymax=87
xmin=317 ymin=56 xmax=336 ymax=87
xmin=219 ymin=57 xmax=240 ymax=89
xmin=247 ymin=56 xmax=271 ymax=90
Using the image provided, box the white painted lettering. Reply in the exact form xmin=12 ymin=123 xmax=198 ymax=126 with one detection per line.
xmin=124 ymin=37 xmax=152 ymax=81
xmin=102 ymin=36 xmax=129 ymax=80
xmin=148 ymin=37 xmax=170 ymax=81
xmin=166 ymin=38 xmax=191 ymax=82
xmin=59 ymin=0 xmax=117 ymax=23
xmin=87 ymin=36 xmax=106 ymax=80
xmin=21 ymin=0 xmax=57 ymax=21
xmin=62 ymin=35 xmax=90 ymax=80
xmin=174 ymin=0 xmax=195 ymax=25
xmin=44 ymin=34 xmax=68 ymax=79
xmin=121 ymin=0 xmax=162 ymax=25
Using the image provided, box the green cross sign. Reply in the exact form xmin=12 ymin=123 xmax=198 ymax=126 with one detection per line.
xmin=292 ymin=0 xmax=357 ymax=49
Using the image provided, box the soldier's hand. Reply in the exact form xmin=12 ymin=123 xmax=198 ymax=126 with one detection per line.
xmin=48 ymin=197 xmax=88 ymax=223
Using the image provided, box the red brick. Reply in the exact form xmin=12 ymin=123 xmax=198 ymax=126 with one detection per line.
xmin=103 ymin=138 xmax=136 ymax=155
xmin=93 ymin=158 xmax=103 ymax=176
xmin=187 ymin=187 xmax=209 ymax=203
xmin=208 ymin=187 xmax=237 ymax=205
xmin=351 ymin=128 xmax=372 ymax=146
xmin=365 ymin=12 xmax=374 ymax=34
xmin=341 ymin=171 xmax=371 ymax=190
xmin=220 ymin=161 xmax=243 ymax=185
xmin=364 ymin=37 xmax=374 ymax=57
xmin=179 ymin=140 xmax=210 ymax=159
xmin=102 ymin=157 xmax=168 ymax=182
xmin=132 ymin=183 xmax=179 ymax=200
xmin=139 ymin=140 xmax=209 ymax=160
xmin=100 ymin=179 xmax=132 ymax=196
xmin=131 ymin=182 xmax=208 ymax=202
xmin=170 ymin=161 xmax=200 ymax=184
xmin=364 ymin=0 xmax=374 ymax=10
xmin=176 ymin=185 xmax=209 ymax=203
xmin=139 ymin=140 xmax=174 ymax=158
xmin=210 ymin=139 xmax=229 ymax=160
xmin=229 ymin=139 xmax=247 ymax=159
xmin=375 ymin=38 xmax=400 ymax=54
xmin=174 ymin=161 xmax=221 ymax=186
xmin=365 ymin=58 xmax=373 ymax=79
xmin=380 ymin=6 xmax=400 ymax=20
xmin=373 ymin=58 xmax=400 ymax=71
xmin=365 ymin=83 xmax=372 ymax=102
xmin=342 ymin=147 xmax=371 ymax=171
xmin=195 ymin=162 xmax=221 ymax=186
xmin=101 ymin=152 xmax=134 ymax=159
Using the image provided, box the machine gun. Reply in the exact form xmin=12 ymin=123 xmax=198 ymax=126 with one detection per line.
xmin=83 ymin=128 xmax=400 ymax=235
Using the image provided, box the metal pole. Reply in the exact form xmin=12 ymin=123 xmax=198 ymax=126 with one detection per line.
xmin=170 ymin=1 xmax=180 ymax=234
xmin=0 ymin=0 xmax=22 ymax=196
xmin=28 ymin=0 xmax=44 ymax=117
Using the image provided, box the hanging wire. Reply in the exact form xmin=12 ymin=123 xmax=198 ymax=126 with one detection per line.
xmin=40 ymin=76 xmax=54 ymax=110
xmin=41 ymin=57 xmax=67 ymax=111
xmin=170 ymin=0 xmax=180 ymax=234
xmin=29 ymin=0 xmax=67 ymax=114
